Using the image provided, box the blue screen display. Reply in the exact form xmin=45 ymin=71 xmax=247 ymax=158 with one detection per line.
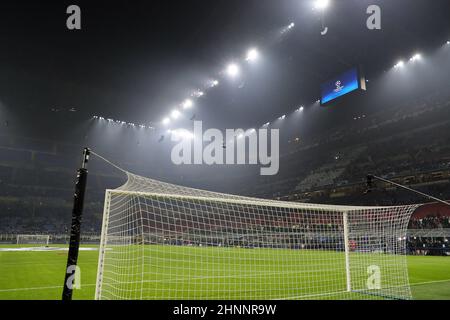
xmin=321 ymin=68 xmax=360 ymax=105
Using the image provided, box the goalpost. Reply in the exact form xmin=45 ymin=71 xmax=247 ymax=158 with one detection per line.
xmin=94 ymin=171 xmax=418 ymax=300
xmin=16 ymin=234 xmax=50 ymax=246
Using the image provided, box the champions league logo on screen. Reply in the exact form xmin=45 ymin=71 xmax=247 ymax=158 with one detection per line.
xmin=333 ymin=80 xmax=344 ymax=93
xmin=320 ymin=67 xmax=365 ymax=105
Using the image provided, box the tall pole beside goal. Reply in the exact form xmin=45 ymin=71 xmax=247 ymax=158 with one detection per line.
xmin=62 ymin=148 xmax=90 ymax=301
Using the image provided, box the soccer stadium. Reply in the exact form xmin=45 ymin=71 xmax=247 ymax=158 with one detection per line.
xmin=1 ymin=0 xmax=450 ymax=304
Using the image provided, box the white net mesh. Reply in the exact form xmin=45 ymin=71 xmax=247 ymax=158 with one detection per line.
xmin=94 ymin=169 xmax=418 ymax=300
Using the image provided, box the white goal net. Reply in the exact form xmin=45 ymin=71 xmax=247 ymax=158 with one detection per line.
xmin=16 ymin=234 xmax=50 ymax=246
xmin=95 ymin=171 xmax=418 ymax=300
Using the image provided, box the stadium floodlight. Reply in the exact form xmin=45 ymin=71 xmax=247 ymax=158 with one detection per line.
xmin=394 ymin=60 xmax=404 ymax=68
xmin=279 ymin=115 xmax=286 ymax=120
xmin=171 ymin=110 xmax=181 ymax=119
xmin=297 ymin=106 xmax=304 ymax=112
xmin=226 ymin=63 xmax=240 ymax=78
xmin=182 ymin=99 xmax=193 ymax=109
xmin=447 ymin=41 xmax=450 ymax=45
xmin=410 ymin=53 xmax=421 ymax=62
xmin=288 ymin=22 xmax=295 ymax=29
xmin=263 ymin=122 xmax=270 ymax=127
xmin=246 ymin=48 xmax=259 ymax=62
xmin=162 ymin=117 xmax=171 ymax=125
xmin=314 ymin=0 xmax=330 ymax=10
xmin=192 ymin=90 xmax=204 ymax=98
xmin=210 ymin=79 xmax=219 ymax=87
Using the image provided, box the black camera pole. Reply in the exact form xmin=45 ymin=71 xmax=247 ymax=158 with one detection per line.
xmin=62 ymin=148 xmax=91 ymax=301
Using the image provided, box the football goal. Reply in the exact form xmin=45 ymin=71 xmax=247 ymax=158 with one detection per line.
xmin=16 ymin=234 xmax=50 ymax=246
xmin=94 ymin=170 xmax=418 ymax=300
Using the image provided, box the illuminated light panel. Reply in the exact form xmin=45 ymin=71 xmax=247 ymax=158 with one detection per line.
xmin=171 ymin=110 xmax=181 ymax=119
xmin=394 ymin=60 xmax=405 ymax=68
xmin=314 ymin=0 xmax=330 ymax=10
xmin=246 ymin=48 xmax=259 ymax=62
xmin=226 ymin=63 xmax=240 ymax=77
xmin=182 ymin=99 xmax=193 ymax=109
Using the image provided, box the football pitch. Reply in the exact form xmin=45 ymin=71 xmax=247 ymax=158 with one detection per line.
xmin=0 ymin=245 xmax=449 ymax=300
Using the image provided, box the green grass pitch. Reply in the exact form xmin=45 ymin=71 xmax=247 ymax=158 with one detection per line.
xmin=0 ymin=245 xmax=449 ymax=300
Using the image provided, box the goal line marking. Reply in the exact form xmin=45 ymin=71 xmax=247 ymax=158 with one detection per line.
xmin=2 ymin=279 xmax=449 ymax=294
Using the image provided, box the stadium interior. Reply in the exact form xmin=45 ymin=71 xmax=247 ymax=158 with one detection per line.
xmin=0 ymin=0 xmax=450 ymax=301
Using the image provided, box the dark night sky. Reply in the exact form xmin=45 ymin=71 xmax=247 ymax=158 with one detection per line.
xmin=0 ymin=0 xmax=450 ymax=143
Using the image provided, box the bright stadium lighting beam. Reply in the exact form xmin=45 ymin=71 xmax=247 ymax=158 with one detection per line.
xmin=162 ymin=117 xmax=171 ymax=125
xmin=314 ymin=0 xmax=330 ymax=10
xmin=394 ymin=60 xmax=404 ymax=68
xmin=410 ymin=53 xmax=421 ymax=62
xmin=171 ymin=110 xmax=181 ymax=119
xmin=246 ymin=48 xmax=259 ymax=62
xmin=210 ymin=79 xmax=219 ymax=87
xmin=182 ymin=99 xmax=193 ymax=109
xmin=192 ymin=90 xmax=204 ymax=98
xmin=226 ymin=63 xmax=240 ymax=78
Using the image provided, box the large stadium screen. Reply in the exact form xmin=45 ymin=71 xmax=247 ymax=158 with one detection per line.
xmin=320 ymin=67 xmax=366 ymax=105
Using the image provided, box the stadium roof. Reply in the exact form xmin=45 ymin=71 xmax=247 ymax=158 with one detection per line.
xmin=1 ymin=0 xmax=450 ymax=139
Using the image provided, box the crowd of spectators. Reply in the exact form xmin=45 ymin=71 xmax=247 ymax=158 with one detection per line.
xmin=406 ymin=214 xmax=450 ymax=256
xmin=409 ymin=215 xmax=450 ymax=229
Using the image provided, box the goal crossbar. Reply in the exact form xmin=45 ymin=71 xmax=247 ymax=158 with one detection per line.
xmin=104 ymin=189 xmax=400 ymax=213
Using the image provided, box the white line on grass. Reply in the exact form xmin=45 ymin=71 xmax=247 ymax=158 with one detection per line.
xmin=410 ymin=279 xmax=450 ymax=286
xmin=2 ymin=279 xmax=449 ymax=294
xmin=0 ymin=284 xmax=96 ymax=293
